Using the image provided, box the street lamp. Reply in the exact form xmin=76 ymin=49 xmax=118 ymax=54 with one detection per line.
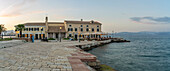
xmin=78 ymin=27 xmax=80 ymax=43
xmin=59 ymin=27 xmax=62 ymax=42
xmin=89 ymin=29 xmax=91 ymax=40
xmin=40 ymin=27 xmax=42 ymax=39
xmin=112 ymin=31 xmax=114 ymax=38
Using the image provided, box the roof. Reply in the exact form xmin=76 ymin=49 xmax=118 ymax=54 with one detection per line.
xmin=48 ymin=26 xmax=66 ymax=33
xmin=24 ymin=23 xmax=45 ymax=26
xmin=65 ymin=20 xmax=102 ymax=25
xmin=24 ymin=22 xmax=64 ymax=26
xmin=48 ymin=22 xmax=64 ymax=24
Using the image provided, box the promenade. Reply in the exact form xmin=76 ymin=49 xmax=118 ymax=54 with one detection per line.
xmin=0 ymin=40 xmax=98 ymax=71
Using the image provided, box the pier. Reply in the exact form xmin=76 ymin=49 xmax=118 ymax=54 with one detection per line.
xmin=76 ymin=38 xmax=130 ymax=51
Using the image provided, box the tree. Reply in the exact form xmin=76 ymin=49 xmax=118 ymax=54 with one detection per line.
xmin=15 ymin=24 xmax=25 ymax=38
xmin=0 ymin=25 xmax=6 ymax=39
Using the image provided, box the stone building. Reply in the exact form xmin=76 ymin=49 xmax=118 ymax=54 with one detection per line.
xmin=64 ymin=19 xmax=102 ymax=39
xmin=15 ymin=17 xmax=102 ymax=40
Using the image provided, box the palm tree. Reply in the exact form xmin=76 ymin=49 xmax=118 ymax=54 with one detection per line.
xmin=15 ymin=24 xmax=25 ymax=38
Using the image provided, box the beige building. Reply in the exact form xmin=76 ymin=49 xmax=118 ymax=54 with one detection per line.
xmin=15 ymin=17 xmax=102 ymax=40
xmin=64 ymin=20 xmax=102 ymax=39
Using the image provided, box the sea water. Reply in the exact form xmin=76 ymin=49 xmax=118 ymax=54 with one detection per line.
xmin=89 ymin=33 xmax=170 ymax=71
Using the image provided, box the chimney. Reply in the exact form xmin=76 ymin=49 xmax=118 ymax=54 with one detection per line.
xmin=45 ymin=16 xmax=48 ymax=32
xmin=45 ymin=16 xmax=48 ymax=22
xmin=81 ymin=19 xmax=83 ymax=21
xmin=91 ymin=20 xmax=94 ymax=23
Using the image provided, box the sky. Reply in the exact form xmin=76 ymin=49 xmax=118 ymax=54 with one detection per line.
xmin=0 ymin=0 xmax=170 ymax=32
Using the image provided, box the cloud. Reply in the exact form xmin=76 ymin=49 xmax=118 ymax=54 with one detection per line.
xmin=130 ymin=16 xmax=170 ymax=24
xmin=0 ymin=0 xmax=42 ymax=17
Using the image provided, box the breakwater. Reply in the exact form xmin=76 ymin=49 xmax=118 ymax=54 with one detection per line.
xmin=76 ymin=38 xmax=130 ymax=51
xmin=75 ymin=38 xmax=130 ymax=70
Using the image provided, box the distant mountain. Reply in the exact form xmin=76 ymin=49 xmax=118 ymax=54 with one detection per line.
xmin=115 ymin=32 xmax=170 ymax=38
xmin=118 ymin=32 xmax=170 ymax=35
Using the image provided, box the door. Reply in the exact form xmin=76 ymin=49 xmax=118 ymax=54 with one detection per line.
xmin=56 ymin=33 xmax=58 ymax=38
xmin=30 ymin=34 xmax=32 ymax=38
xmin=75 ymin=34 xmax=78 ymax=40
xmin=35 ymin=34 xmax=38 ymax=39
xmin=43 ymin=34 xmax=45 ymax=39
xmin=39 ymin=34 xmax=41 ymax=39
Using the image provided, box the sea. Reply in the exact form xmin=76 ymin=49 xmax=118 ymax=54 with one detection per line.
xmin=88 ymin=32 xmax=170 ymax=71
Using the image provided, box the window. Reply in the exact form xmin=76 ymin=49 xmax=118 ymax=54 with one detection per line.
xmin=41 ymin=28 xmax=43 ymax=31
xmin=69 ymin=25 xmax=72 ymax=27
xmin=92 ymin=28 xmax=94 ymax=32
xmin=75 ymin=28 xmax=77 ymax=32
xmin=86 ymin=28 xmax=89 ymax=32
xmin=97 ymin=25 xmax=99 ymax=27
xmin=34 ymin=28 xmax=36 ymax=31
xmin=33 ymin=28 xmax=39 ymax=31
xmin=81 ymin=25 xmax=83 ymax=27
xmin=68 ymin=28 xmax=73 ymax=31
xmin=37 ymin=28 xmax=39 ymax=31
xmin=86 ymin=25 xmax=88 ymax=27
xmin=81 ymin=28 xmax=83 ymax=32
xmin=24 ymin=28 xmax=28 ymax=31
xmin=69 ymin=34 xmax=72 ymax=37
xmin=97 ymin=29 xmax=99 ymax=32
xmin=29 ymin=28 xmax=33 ymax=31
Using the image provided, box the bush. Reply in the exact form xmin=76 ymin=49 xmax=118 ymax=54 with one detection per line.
xmin=48 ymin=38 xmax=55 ymax=40
xmin=4 ymin=38 xmax=13 ymax=40
xmin=0 ymin=38 xmax=13 ymax=41
xmin=63 ymin=38 xmax=69 ymax=40
xmin=100 ymin=64 xmax=116 ymax=71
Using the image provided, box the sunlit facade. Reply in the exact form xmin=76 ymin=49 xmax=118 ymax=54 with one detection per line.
xmin=15 ymin=17 xmax=102 ymax=40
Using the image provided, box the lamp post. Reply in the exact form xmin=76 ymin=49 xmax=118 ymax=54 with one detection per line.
xmin=112 ymin=31 xmax=114 ymax=38
xmin=78 ymin=27 xmax=80 ymax=43
xmin=59 ymin=27 xmax=62 ymax=42
xmin=40 ymin=27 xmax=42 ymax=39
xmin=89 ymin=29 xmax=91 ymax=40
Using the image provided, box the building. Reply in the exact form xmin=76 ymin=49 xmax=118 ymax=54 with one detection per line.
xmin=64 ymin=19 xmax=102 ymax=39
xmin=1 ymin=30 xmax=15 ymax=35
xmin=15 ymin=17 xmax=102 ymax=40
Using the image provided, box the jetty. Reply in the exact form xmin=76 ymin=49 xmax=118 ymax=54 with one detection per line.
xmin=76 ymin=38 xmax=130 ymax=51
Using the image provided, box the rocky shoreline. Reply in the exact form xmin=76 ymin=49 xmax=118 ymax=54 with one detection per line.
xmin=74 ymin=40 xmax=115 ymax=71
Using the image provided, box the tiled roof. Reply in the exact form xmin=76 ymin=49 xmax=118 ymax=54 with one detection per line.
xmin=65 ymin=20 xmax=102 ymax=24
xmin=24 ymin=23 xmax=45 ymax=26
xmin=24 ymin=22 xmax=64 ymax=26
xmin=48 ymin=26 xmax=66 ymax=33
xmin=48 ymin=22 xmax=64 ymax=24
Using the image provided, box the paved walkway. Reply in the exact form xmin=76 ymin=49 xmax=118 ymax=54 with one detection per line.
xmin=0 ymin=40 xmax=97 ymax=71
